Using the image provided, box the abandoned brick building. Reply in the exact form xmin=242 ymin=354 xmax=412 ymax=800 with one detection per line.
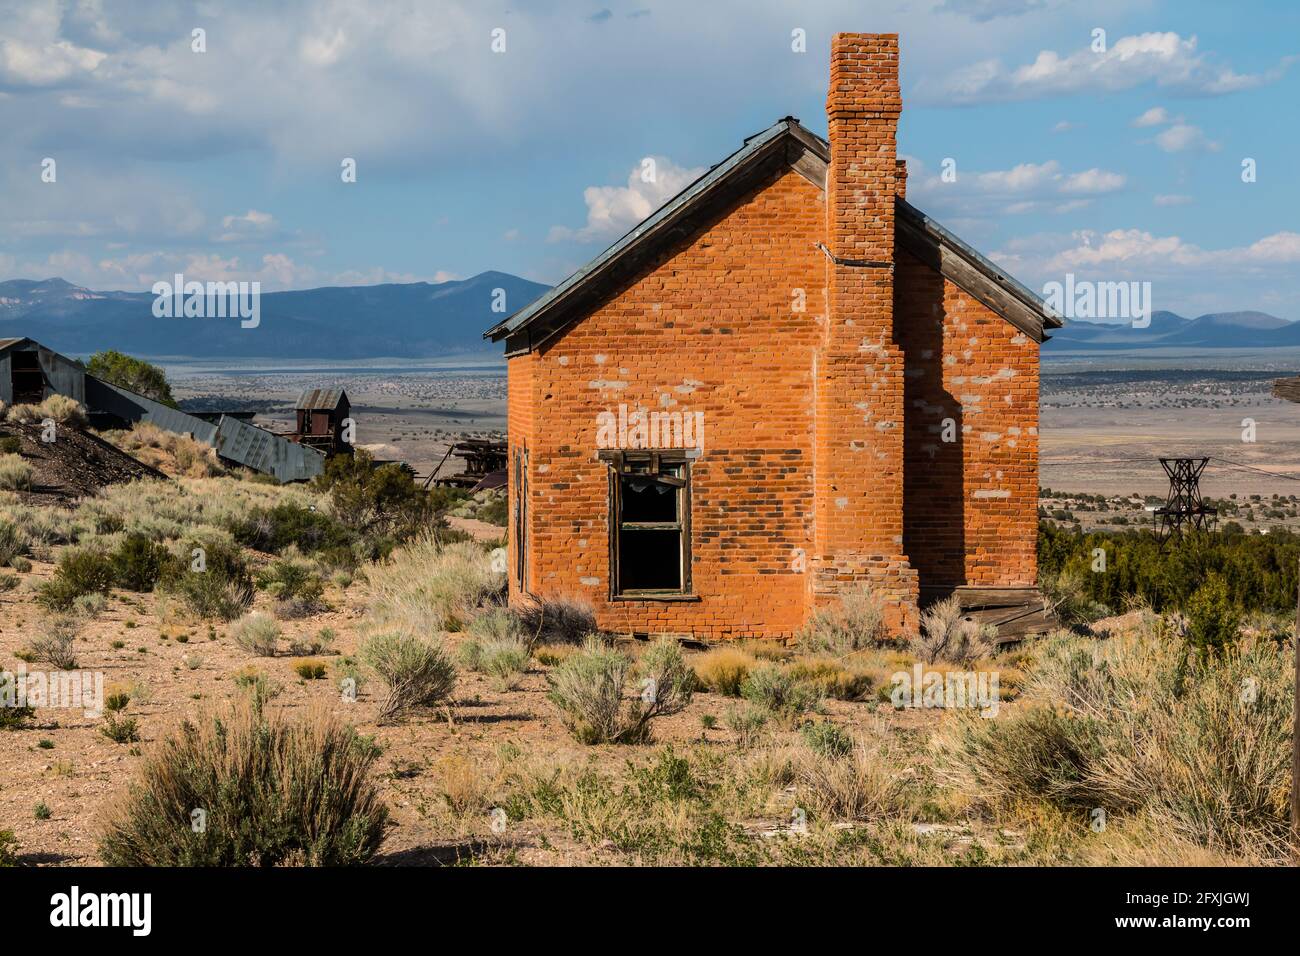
xmin=486 ymin=34 xmax=1060 ymax=640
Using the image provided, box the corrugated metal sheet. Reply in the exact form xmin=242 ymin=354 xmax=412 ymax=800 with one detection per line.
xmin=0 ymin=337 xmax=30 ymax=352
xmin=0 ymin=338 xmax=85 ymax=405
xmin=87 ymin=377 xmax=219 ymax=444
xmin=296 ymin=388 xmax=347 ymax=411
xmin=214 ymin=415 xmax=325 ymax=483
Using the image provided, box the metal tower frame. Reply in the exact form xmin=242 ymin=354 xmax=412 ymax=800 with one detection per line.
xmin=1155 ymin=457 xmax=1217 ymax=542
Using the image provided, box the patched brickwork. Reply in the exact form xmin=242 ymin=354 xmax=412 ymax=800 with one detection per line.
xmin=896 ymin=246 xmax=1040 ymax=590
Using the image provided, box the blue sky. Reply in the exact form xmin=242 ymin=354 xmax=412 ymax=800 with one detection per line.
xmin=1 ymin=0 xmax=1297 ymax=320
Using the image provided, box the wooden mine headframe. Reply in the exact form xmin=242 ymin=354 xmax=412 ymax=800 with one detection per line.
xmin=1155 ymin=457 xmax=1216 ymax=543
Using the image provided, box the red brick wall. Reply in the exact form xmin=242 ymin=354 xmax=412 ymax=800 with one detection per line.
xmin=814 ymin=32 xmax=917 ymax=630
xmin=895 ymin=246 xmax=1040 ymax=590
xmin=506 ymin=166 xmax=826 ymax=640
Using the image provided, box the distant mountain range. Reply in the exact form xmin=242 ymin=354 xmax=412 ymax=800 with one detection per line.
xmin=1046 ymin=310 xmax=1300 ymax=351
xmin=2 ymin=275 xmax=1294 ymax=358
xmin=0 ymin=273 xmax=550 ymax=360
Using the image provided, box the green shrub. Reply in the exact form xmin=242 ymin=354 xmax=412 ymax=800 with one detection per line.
xmin=110 ymin=534 xmax=170 ymax=592
xmin=800 ymin=721 xmax=854 ymax=759
xmin=467 ymin=606 xmax=527 ymax=644
xmin=159 ymin=541 xmax=255 ymax=620
xmin=101 ymin=714 xmax=140 ymax=744
xmin=37 ymin=547 xmax=115 ymax=611
xmin=0 ymin=572 xmax=17 ymax=592
xmin=934 ymin=624 xmax=1294 ymax=860
xmin=740 ymin=664 xmax=822 ymax=718
xmin=459 ymin=636 xmax=532 ymax=691
xmin=313 ymin=449 xmax=433 ymax=542
xmin=360 ymin=631 xmax=457 ymax=722
xmin=98 ymin=700 xmax=388 ymax=866
xmin=1185 ymin=573 xmax=1241 ymax=657
xmin=0 ymin=671 xmax=35 ymax=729
xmin=476 ymin=494 xmax=508 ymax=526
xmin=230 ymin=612 xmax=280 ymax=657
xmin=547 ymin=636 xmax=693 ymax=744
xmin=230 ymin=503 xmax=355 ymax=556
xmin=86 ymin=350 xmax=177 ymax=406
xmin=0 ymin=435 xmax=21 ymax=454
xmin=0 ymin=829 xmax=17 ymax=866
xmin=798 ymin=583 xmax=892 ymax=653
xmin=232 ymin=668 xmax=283 ymax=706
xmin=0 ymin=519 xmax=28 ymax=566
xmin=722 ymin=703 xmax=768 ymax=747
xmin=257 ymin=558 xmax=327 ymax=617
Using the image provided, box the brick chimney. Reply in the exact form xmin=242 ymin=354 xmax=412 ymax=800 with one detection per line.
xmin=812 ymin=33 xmax=918 ymax=632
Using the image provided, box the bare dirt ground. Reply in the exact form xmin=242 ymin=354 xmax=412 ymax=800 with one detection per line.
xmin=0 ymin=523 xmax=954 ymax=866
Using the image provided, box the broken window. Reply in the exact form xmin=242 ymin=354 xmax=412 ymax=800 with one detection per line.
xmin=606 ymin=451 xmax=691 ymax=596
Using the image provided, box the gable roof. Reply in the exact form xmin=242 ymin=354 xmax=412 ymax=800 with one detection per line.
xmin=296 ymin=387 xmax=348 ymax=411
xmin=486 ymin=118 xmax=1060 ymax=354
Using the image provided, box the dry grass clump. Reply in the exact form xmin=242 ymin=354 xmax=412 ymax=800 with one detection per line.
xmin=360 ymin=631 xmax=457 ymax=722
xmin=798 ymin=583 xmax=894 ymax=654
xmin=692 ymin=646 xmax=755 ymax=696
xmin=0 ymin=454 xmax=34 ymax=492
xmin=789 ymin=727 xmax=914 ymax=822
xmin=26 ymin=617 xmax=80 ymax=669
xmin=547 ymin=636 xmax=694 ymax=744
xmin=366 ymin=536 xmax=503 ymax=634
xmin=933 ymin=620 xmax=1294 ymax=862
xmin=98 ymin=700 xmax=388 ymax=866
xmin=104 ymin=421 xmax=226 ymax=478
xmin=786 ymin=656 xmax=874 ymax=701
xmin=6 ymin=395 xmax=88 ymax=427
xmin=230 ymin=611 xmax=280 ymax=657
xmin=512 ymin=594 xmax=598 ymax=645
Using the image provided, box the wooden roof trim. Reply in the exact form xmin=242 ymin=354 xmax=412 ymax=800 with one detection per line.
xmin=896 ymin=199 xmax=1059 ymax=343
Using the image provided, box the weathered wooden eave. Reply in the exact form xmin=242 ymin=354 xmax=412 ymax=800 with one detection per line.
xmin=895 ymin=198 xmax=1061 ymax=344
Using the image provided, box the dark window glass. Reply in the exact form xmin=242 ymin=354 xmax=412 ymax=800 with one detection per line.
xmin=618 ymin=529 xmax=682 ymax=591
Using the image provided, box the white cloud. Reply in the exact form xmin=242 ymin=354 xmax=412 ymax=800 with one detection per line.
xmin=1153 ymin=122 xmax=1220 ymax=153
xmin=549 ymin=157 xmax=705 ymax=243
xmin=923 ymin=32 xmax=1292 ymax=104
xmin=908 ymin=158 xmax=1125 ymax=220
xmin=996 ymin=228 xmax=1300 ymax=280
xmin=1153 ymin=194 xmax=1193 ymax=206
xmin=1060 ymin=168 xmax=1126 ymax=193
xmin=1131 ymin=106 xmax=1171 ymax=127
xmin=1051 ymin=120 xmax=1077 ymax=133
xmin=216 ymin=209 xmax=279 ymax=242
